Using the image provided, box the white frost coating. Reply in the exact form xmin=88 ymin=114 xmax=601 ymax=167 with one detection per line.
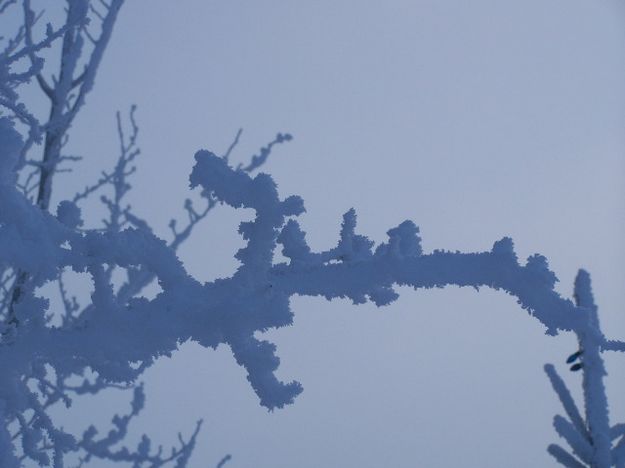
xmin=0 ymin=127 xmax=623 ymax=466
xmin=553 ymin=414 xmax=594 ymax=465
xmin=1 ymin=142 xmax=622 ymax=464
xmin=548 ymin=444 xmax=588 ymax=468
xmin=56 ymin=200 xmax=83 ymax=229
xmin=544 ymin=364 xmax=589 ymax=441
xmin=573 ymin=271 xmax=612 ymax=468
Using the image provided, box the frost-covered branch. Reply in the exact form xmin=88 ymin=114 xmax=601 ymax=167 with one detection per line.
xmin=2 ymin=130 xmax=622 ymax=464
xmin=236 ymin=131 xmax=292 ymax=172
xmin=30 ymin=0 xmax=124 ymax=211
xmin=78 ymin=385 xmax=202 ymax=467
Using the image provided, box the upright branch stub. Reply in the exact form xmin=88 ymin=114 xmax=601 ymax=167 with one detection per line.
xmin=573 ymin=270 xmax=612 ymax=468
xmin=545 ymin=270 xmax=618 ymax=468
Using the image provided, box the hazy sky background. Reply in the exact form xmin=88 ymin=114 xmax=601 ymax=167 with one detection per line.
xmin=9 ymin=1 xmax=625 ymax=466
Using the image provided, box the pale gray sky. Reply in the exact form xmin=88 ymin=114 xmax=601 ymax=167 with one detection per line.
xmin=11 ymin=1 xmax=625 ymax=466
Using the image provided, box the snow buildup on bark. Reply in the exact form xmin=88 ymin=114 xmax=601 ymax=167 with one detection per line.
xmin=491 ymin=236 xmax=517 ymax=261
xmin=336 ymin=208 xmax=374 ymax=261
xmin=277 ymin=219 xmax=312 ymax=263
xmin=552 ymin=414 xmax=594 ymax=465
xmin=574 ymin=269 xmax=595 ymax=313
xmin=56 ymin=200 xmax=84 ymax=229
xmin=525 ymin=254 xmax=558 ymax=289
xmin=385 ymin=220 xmax=422 ymax=258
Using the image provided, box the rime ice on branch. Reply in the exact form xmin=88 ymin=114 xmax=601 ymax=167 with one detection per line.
xmin=1 ymin=121 xmax=623 ymax=465
xmin=190 ymin=151 xmax=624 ymax=467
